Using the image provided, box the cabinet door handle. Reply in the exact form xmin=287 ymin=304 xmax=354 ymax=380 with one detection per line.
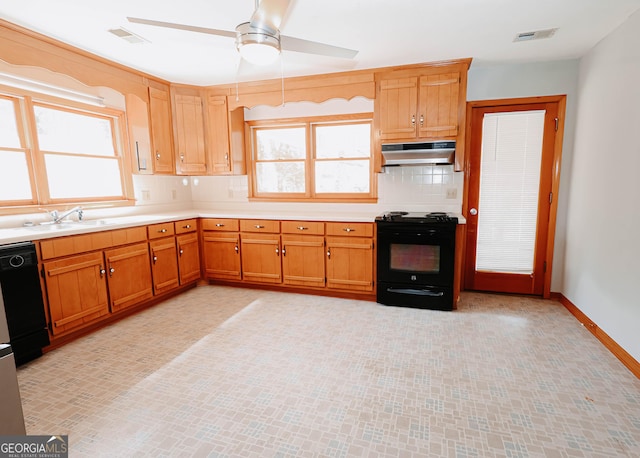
xmin=100 ymin=268 xmax=106 ymax=278
xmin=327 ymin=248 xmax=331 ymax=259
xmin=109 ymin=267 xmax=115 ymax=277
xmin=275 ymin=247 xmax=280 ymax=256
xmin=179 ymin=249 xmax=184 ymax=256
xmin=343 ymin=228 xmax=355 ymax=233
xmin=296 ymin=226 xmax=308 ymax=231
xmin=234 ymin=245 xmax=239 ymax=253
xmin=183 ymin=224 xmax=191 ymax=229
xmin=215 ymin=223 xmax=225 ymax=227
xmin=180 ymin=153 xmax=185 ymax=162
xmin=158 ymin=228 xmax=167 ymax=233
xmin=282 ymin=246 xmax=286 ymax=256
xmin=254 ymin=224 xmax=265 ymax=229
xmin=411 ymin=115 xmax=416 ymax=126
xmin=419 ymin=114 xmax=424 ymax=126
xmin=156 ymin=152 xmax=161 ymax=159
xmin=153 ymin=256 xmax=158 ymax=264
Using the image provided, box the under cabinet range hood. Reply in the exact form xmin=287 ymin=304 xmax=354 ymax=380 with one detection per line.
xmin=381 ymin=140 xmax=455 ymax=166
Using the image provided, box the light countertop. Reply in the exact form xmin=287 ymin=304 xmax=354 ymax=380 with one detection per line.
xmin=0 ymin=210 xmax=465 ymax=245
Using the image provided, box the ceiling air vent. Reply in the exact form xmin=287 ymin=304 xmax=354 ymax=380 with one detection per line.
xmin=108 ymin=27 xmax=149 ymax=44
xmin=514 ymin=28 xmax=558 ymax=42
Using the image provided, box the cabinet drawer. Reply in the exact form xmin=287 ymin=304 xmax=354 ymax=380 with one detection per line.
xmin=280 ymin=221 xmax=324 ymax=235
xmin=201 ymin=218 xmax=239 ymax=232
xmin=240 ymin=219 xmax=280 ymax=233
xmin=148 ymin=222 xmax=175 ymax=239
xmin=325 ymin=222 xmax=373 ymax=237
xmin=175 ymin=219 xmax=197 ymax=234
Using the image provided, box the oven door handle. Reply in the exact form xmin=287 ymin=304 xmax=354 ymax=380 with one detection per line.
xmin=386 ymin=287 xmax=444 ymax=297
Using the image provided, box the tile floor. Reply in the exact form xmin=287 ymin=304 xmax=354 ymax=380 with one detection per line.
xmin=17 ymin=286 xmax=640 ymax=457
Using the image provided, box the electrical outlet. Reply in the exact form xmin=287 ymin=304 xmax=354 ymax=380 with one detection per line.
xmin=446 ymin=188 xmax=457 ymax=199
xmin=141 ymin=190 xmax=150 ymax=201
xmin=171 ymin=189 xmax=177 ymax=200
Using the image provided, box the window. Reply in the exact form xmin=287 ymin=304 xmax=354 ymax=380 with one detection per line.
xmin=0 ymin=90 xmax=132 ymax=211
xmin=248 ymin=114 xmax=375 ymax=201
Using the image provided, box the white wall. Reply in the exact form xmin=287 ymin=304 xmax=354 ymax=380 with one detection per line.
xmin=467 ymin=60 xmax=580 ymax=291
xmin=563 ymin=9 xmax=640 ymax=362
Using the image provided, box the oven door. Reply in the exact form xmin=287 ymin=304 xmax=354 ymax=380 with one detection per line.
xmin=377 ymin=225 xmax=455 ymax=287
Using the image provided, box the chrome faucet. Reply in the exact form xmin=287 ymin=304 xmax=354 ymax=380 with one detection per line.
xmin=51 ymin=206 xmax=83 ymax=223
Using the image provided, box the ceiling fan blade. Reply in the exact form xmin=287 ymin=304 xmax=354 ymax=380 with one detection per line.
xmin=249 ymin=0 xmax=291 ymax=35
xmin=127 ymin=17 xmax=236 ymax=39
xmin=281 ymin=35 xmax=358 ymax=59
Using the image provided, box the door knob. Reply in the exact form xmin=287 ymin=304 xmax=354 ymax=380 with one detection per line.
xmin=469 ymin=208 xmax=478 ymax=216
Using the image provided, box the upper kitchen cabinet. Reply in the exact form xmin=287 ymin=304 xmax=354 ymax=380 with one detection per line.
xmin=374 ymin=59 xmax=471 ymax=171
xmin=148 ymin=85 xmax=175 ymax=174
xmin=125 ymin=93 xmax=153 ymax=175
xmin=205 ymin=93 xmax=246 ymax=175
xmin=172 ymin=88 xmax=207 ymax=175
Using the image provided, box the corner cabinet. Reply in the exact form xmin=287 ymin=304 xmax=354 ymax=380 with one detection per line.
xmin=173 ymin=91 xmax=207 ymax=175
xmin=374 ymin=59 xmax=471 ymax=171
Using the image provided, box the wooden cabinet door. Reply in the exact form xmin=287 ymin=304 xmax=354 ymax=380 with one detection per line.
xmin=149 ymin=237 xmax=180 ymax=295
xmin=105 ymin=242 xmax=153 ymax=312
xmin=202 ymin=232 xmax=242 ymax=280
xmin=148 ymin=86 xmax=174 ymax=174
xmin=281 ymin=234 xmax=325 ymax=287
xmin=418 ymin=72 xmax=460 ymax=138
xmin=43 ymin=252 xmax=109 ymax=335
xmin=377 ymin=77 xmax=418 ymax=141
xmin=240 ymin=233 xmax=282 ymax=284
xmin=177 ymin=233 xmax=201 ymax=284
xmin=326 ymin=236 xmax=374 ymax=292
xmin=174 ymin=94 xmax=207 ymax=174
xmin=206 ymin=94 xmax=231 ymax=174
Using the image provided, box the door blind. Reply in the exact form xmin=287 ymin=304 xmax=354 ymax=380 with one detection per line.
xmin=476 ymin=110 xmax=545 ymax=274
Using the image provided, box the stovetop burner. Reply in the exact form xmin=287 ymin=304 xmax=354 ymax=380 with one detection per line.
xmin=376 ymin=211 xmax=458 ymax=224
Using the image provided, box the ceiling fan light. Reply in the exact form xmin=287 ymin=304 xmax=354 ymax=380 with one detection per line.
xmin=235 ymin=22 xmax=281 ymax=65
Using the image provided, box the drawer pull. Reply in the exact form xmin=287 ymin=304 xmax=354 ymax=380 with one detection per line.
xmin=158 ymin=229 xmax=167 ymax=233
xmin=296 ymin=226 xmax=308 ymax=231
xmin=183 ymin=224 xmax=191 ymax=229
xmin=215 ymin=223 xmax=225 ymax=227
xmin=255 ymin=225 xmax=265 ymax=229
xmin=343 ymin=228 xmax=355 ymax=233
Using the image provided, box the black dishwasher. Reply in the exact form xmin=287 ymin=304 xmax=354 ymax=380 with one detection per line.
xmin=0 ymin=242 xmax=50 ymax=366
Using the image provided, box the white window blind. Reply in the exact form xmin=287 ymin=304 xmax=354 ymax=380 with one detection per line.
xmin=476 ymin=110 xmax=545 ymax=274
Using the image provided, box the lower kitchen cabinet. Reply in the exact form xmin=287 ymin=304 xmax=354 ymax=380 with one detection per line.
xmin=43 ymin=251 xmax=109 ymax=336
xmin=104 ymin=242 xmax=154 ymax=312
xmin=177 ymin=233 xmax=201 ymax=284
xmin=240 ymin=233 xmax=282 ymax=284
xmin=149 ymin=237 xmax=180 ymax=295
xmin=202 ymin=219 xmax=242 ymax=281
xmin=281 ymin=234 xmax=325 ymax=287
xmin=325 ymin=236 xmax=374 ymax=292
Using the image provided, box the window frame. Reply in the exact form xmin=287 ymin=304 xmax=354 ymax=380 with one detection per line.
xmin=0 ymin=86 xmax=134 ymax=214
xmin=246 ymin=113 xmax=376 ymax=202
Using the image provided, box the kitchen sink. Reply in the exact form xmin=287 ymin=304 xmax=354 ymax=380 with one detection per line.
xmin=23 ymin=219 xmax=113 ymax=231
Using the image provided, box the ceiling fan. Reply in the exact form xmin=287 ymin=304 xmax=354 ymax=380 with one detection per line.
xmin=127 ymin=0 xmax=358 ymax=66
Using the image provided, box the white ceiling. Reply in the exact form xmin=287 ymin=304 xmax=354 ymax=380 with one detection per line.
xmin=2 ymin=0 xmax=640 ymax=86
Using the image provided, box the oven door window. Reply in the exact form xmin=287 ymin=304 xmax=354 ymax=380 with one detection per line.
xmin=390 ymin=243 xmax=440 ymax=274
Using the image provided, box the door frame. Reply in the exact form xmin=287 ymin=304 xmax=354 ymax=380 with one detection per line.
xmin=462 ymin=95 xmax=566 ymax=298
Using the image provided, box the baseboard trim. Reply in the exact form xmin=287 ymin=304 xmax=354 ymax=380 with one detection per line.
xmin=551 ymin=292 xmax=640 ymax=379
